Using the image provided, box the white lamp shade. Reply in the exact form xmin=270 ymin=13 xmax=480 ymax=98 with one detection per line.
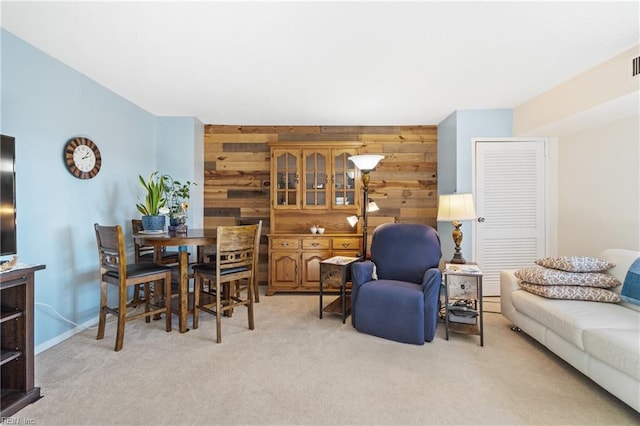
xmin=346 ymin=202 xmax=378 ymax=227
xmin=347 ymin=215 xmax=359 ymax=227
xmin=437 ymin=193 xmax=477 ymax=221
xmin=348 ymin=154 xmax=384 ymax=171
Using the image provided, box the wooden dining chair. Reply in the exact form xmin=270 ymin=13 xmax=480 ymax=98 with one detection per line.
xmin=131 ymin=219 xmax=180 ymax=264
xmin=94 ymin=223 xmax=172 ymax=351
xmin=131 ymin=218 xmax=180 ymax=306
xmin=192 ymin=223 xmax=259 ymax=343
xmin=204 ymin=220 xmax=262 ymax=303
xmin=251 ymin=220 xmax=263 ymax=302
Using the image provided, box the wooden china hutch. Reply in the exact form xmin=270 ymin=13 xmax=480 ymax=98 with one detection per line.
xmin=267 ymin=141 xmax=363 ymax=295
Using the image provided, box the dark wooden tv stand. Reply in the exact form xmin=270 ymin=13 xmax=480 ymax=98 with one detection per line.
xmin=1 ymin=264 xmax=45 ymax=418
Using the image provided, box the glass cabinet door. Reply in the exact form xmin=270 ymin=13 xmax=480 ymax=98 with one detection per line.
xmin=332 ymin=150 xmax=358 ymax=208
xmin=274 ymin=150 xmax=298 ymax=208
xmin=303 ymin=150 xmax=329 ymax=208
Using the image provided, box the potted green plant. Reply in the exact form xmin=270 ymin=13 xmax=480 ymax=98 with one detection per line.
xmin=163 ymin=175 xmax=196 ymax=231
xmin=136 ymin=171 xmax=168 ymax=231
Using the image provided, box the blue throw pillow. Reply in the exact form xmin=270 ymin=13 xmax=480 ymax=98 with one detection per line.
xmin=620 ymin=257 xmax=640 ymax=306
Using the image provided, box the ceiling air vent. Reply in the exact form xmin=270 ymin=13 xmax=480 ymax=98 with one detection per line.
xmin=630 ymin=55 xmax=640 ymax=81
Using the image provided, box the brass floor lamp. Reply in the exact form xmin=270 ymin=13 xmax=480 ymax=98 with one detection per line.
xmin=347 ymin=154 xmax=384 ymax=259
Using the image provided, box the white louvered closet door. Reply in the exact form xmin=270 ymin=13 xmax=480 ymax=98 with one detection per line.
xmin=473 ymin=139 xmax=548 ymax=296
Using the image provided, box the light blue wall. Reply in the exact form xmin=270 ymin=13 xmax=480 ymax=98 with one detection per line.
xmin=437 ymin=109 xmax=513 ymax=263
xmin=0 ymin=29 xmax=201 ymax=351
xmin=437 ymin=111 xmax=457 ymax=196
xmin=455 ymin=109 xmax=513 ymax=192
xmin=156 ymin=116 xmax=205 ymax=248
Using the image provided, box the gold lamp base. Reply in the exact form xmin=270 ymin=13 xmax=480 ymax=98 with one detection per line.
xmin=450 ymin=221 xmax=467 ymax=264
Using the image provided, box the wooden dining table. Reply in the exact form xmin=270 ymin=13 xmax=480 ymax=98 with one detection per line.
xmin=133 ymin=228 xmax=217 ymax=333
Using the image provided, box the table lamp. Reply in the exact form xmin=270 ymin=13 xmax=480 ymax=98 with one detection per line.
xmin=436 ymin=193 xmax=477 ymax=264
xmin=348 ymin=154 xmax=384 ymax=259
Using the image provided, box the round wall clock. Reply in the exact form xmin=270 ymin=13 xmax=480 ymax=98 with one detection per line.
xmin=63 ymin=137 xmax=101 ymax=179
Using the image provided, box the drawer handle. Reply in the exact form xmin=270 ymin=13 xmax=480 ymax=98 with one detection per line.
xmin=341 ymin=242 xmax=350 ymax=248
xmin=311 ymin=242 xmax=319 ymax=247
xmin=280 ymin=242 xmax=289 ymax=247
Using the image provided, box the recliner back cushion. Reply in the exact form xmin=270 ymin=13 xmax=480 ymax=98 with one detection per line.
xmin=370 ymin=223 xmax=441 ymax=284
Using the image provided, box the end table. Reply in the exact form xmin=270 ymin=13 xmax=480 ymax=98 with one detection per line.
xmin=319 ymin=256 xmax=360 ymax=323
xmin=442 ymin=263 xmax=484 ymax=346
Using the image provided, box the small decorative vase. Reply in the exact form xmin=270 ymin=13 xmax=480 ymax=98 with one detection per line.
xmin=168 ymin=217 xmax=180 ymax=232
xmin=141 ymin=215 xmax=166 ymax=231
xmin=176 ymin=215 xmax=188 ymax=233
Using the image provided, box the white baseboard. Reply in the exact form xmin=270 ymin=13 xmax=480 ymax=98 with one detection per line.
xmin=35 ymin=317 xmax=98 ymax=355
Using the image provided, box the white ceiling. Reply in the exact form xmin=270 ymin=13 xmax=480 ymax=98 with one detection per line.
xmin=2 ymin=1 xmax=639 ymax=125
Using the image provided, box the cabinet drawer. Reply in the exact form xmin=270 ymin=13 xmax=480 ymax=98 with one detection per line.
xmin=320 ymin=263 xmax=346 ymax=288
xmin=302 ymin=238 xmax=330 ymax=250
xmin=332 ymin=237 xmax=361 ymax=251
xmin=270 ymin=238 xmax=300 ymax=250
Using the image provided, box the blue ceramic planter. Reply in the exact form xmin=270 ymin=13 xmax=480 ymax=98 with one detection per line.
xmin=141 ymin=215 xmax=166 ymax=231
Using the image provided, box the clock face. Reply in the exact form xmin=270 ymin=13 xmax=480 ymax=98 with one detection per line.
xmin=64 ymin=137 xmax=101 ymax=179
xmin=73 ymin=144 xmax=96 ymax=172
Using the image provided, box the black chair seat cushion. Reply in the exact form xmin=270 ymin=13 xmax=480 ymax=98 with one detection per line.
xmin=192 ymin=263 xmax=250 ymax=276
xmin=105 ymin=263 xmax=172 ymax=280
xmin=139 ymin=251 xmax=181 ymax=261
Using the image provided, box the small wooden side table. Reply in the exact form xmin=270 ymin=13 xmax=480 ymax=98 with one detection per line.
xmin=319 ymin=256 xmax=360 ymax=323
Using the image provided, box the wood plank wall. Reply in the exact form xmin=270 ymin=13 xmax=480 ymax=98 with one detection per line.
xmin=203 ymin=125 xmax=438 ymax=285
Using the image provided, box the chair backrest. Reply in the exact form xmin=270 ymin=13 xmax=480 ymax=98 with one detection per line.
xmin=131 ymin=219 xmax=153 ymax=262
xmin=253 ymin=220 xmax=263 ymax=282
xmin=215 ymin=223 xmax=259 ymax=280
xmin=370 ymin=223 xmax=441 ymax=284
xmin=94 ymin=223 xmax=127 ymax=277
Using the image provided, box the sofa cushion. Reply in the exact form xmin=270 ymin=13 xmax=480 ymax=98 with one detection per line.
xmin=583 ymin=328 xmax=640 ymax=381
xmin=518 ymin=281 xmax=621 ymax=303
xmin=535 ymin=256 xmax=615 ymax=272
xmin=515 ymin=267 xmax=620 ymax=288
xmin=600 ymin=249 xmax=640 ymax=286
xmin=620 ymin=257 xmax=640 ymax=306
xmin=511 ymin=289 xmax=638 ymax=349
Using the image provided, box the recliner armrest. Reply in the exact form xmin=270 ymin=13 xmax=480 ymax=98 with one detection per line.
xmin=351 ymin=261 xmax=374 ymax=287
xmin=420 ymin=267 xmax=442 ymax=291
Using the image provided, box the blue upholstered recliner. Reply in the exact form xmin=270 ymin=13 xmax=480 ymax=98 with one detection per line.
xmin=351 ymin=223 xmax=442 ymax=344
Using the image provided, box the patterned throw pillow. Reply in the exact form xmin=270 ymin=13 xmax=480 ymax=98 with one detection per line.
xmin=535 ymin=256 xmax=615 ymax=272
xmin=518 ymin=281 xmax=621 ymax=303
xmin=514 ymin=267 xmax=620 ymax=288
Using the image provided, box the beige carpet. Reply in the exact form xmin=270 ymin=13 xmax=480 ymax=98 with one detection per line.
xmin=11 ymin=292 xmax=640 ymax=425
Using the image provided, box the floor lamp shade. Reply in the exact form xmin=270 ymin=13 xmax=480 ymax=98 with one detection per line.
xmin=437 ymin=193 xmax=477 ymax=264
xmin=348 ymin=155 xmax=385 ymax=172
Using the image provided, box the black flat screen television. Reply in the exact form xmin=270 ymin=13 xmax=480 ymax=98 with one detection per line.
xmin=1 ymin=134 xmax=17 ymax=256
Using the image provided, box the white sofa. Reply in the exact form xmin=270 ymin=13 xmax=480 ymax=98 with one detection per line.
xmin=501 ymin=249 xmax=640 ymax=413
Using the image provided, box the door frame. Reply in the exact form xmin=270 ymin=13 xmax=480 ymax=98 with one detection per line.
xmin=470 ymin=137 xmax=558 ymax=270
